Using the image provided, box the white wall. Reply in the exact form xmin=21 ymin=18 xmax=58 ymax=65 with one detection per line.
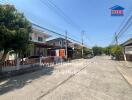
xmin=125 ymin=46 xmax=132 ymax=54
xmin=30 ymin=32 xmax=46 ymax=43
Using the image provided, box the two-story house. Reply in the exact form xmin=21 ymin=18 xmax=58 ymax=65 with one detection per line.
xmin=3 ymin=27 xmax=52 ymax=61
xmin=29 ymin=28 xmax=52 ymax=57
xmin=46 ymin=38 xmax=73 ymax=58
xmin=46 ymin=37 xmax=71 ymax=47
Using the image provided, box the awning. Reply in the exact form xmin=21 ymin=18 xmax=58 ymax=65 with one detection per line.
xmin=32 ymin=41 xmax=56 ymax=48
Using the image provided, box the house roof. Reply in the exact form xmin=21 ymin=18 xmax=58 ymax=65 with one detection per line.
xmin=110 ymin=5 xmax=124 ymax=10
xmin=122 ymin=38 xmax=132 ymax=46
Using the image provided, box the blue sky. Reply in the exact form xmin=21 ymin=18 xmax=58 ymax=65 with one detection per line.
xmin=2 ymin=0 xmax=132 ymax=47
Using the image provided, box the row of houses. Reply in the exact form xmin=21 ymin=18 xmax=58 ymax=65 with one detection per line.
xmin=4 ymin=26 xmax=83 ymax=61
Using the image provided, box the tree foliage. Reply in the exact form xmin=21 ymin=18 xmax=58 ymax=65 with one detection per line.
xmin=92 ymin=46 xmax=103 ymax=56
xmin=83 ymin=47 xmax=92 ymax=56
xmin=110 ymin=45 xmax=123 ymax=60
xmin=91 ymin=45 xmax=124 ymax=60
xmin=103 ymin=45 xmax=114 ymax=55
xmin=0 ymin=5 xmax=32 ymax=61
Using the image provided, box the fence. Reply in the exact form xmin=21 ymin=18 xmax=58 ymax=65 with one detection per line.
xmin=0 ymin=56 xmax=64 ymax=73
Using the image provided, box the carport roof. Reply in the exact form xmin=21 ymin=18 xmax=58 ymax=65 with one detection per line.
xmin=31 ymin=41 xmax=55 ymax=48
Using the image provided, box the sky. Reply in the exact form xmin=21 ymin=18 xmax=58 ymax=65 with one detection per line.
xmin=1 ymin=0 xmax=132 ymax=47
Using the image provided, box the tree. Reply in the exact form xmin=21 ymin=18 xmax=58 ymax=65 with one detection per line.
xmin=103 ymin=46 xmax=113 ymax=55
xmin=111 ymin=45 xmax=123 ymax=60
xmin=83 ymin=47 xmax=92 ymax=56
xmin=92 ymin=46 xmax=103 ymax=56
xmin=0 ymin=5 xmax=32 ymax=61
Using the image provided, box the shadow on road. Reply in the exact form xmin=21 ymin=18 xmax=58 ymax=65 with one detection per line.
xmin=0 ymin=66 xmax=54 ymax=95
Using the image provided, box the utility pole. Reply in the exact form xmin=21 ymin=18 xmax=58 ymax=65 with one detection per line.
xmin=115 ymin=32 xmax=118 ymax=45
xmin=81 ymin=31 xmax=84 ymax=58
xmin=65 ymin=31 xmax=68 ymax=60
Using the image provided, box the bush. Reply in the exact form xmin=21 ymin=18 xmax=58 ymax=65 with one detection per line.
xmin=111 ymin=45 xmax=123 ymax=60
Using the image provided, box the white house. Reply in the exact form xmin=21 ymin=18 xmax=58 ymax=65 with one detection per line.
xmin=122 ymin=38 xmax=132 ymax=61
xmin=28 ymin=28 xmax=52 ymax=57
xmin=6 ymin=28 xmax=52 ymax=60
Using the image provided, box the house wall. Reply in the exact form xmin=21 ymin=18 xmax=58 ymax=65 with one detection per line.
xmin=30 ymin=46 xmax=48 ymax=57
xmin=30 ymin=32 xmax=46 ymax=43
xmin=126 ymin=54 xmax=132 ymax=61
xmin=29 ymin=29 xmax=50 ymax=57
xmin=1 ymin=29 xmax=50 ymax=60
xmin=125 ymin=46 xmax=132 ymax=54
xmin=125 ymin=46 xmax=132 ymax=61
xmin=48 ymin=39 xmax=66 ymax=47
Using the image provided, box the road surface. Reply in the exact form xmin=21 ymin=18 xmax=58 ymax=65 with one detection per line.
xmin=0 ymin=56 xmax=132 ymax=100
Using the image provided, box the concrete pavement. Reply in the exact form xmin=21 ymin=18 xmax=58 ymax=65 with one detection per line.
xmin=116 ymin=61 xmax=132 ymax=86
xmin=0 ymin=56 xmax=132 ymax=100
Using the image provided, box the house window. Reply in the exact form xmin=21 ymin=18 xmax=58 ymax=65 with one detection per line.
xmin=38 ymin=37 xmax=43 ymax=42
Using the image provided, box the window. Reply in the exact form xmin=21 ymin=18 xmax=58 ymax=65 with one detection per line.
xmin=38 ymin=37 xmax=43 ymax=42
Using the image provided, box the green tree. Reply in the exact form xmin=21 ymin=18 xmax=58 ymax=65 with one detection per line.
xmin=92 ymin=46 xmax=103 ymax=56
xmin=0 ymin=5 xmax=32 ymax=61
xmin=111 ymin=45 xmax=123 ymax=60
xmin=103 ymin=46 xmax=113 ymax=55
xmin=83 ymin=47 xmax=92 ymax=56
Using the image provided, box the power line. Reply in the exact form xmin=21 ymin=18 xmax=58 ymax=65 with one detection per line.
xmin=33 ymin=0 xmax=85 ymax=45
xmin=83 ymin=32 xmax=93 ymax=44
xmin=117 ymin=15 xmax=132 ymax=37
xmin=47 ymin=0 xmax=82 ymax=30
xmin=116 ymin=5 xmax=132 ymax=34
xmin=39 ymin=0 xmax=88 ymax=46
xmin=6 ymin=0 xmax=71 ymax=37
xmin=111 ymin=6 xmax=132 ymax=45
xmin=37 ymin=0 xmax=81 ymax=40
xmin=40 ymin=0 xmax=82 ymax=37
xmin=1 ymin=0 xmax=87 ymax=47
xmin=32 ymin=22 xmax=82 ymax=44
xmin=118 ymin=18 xmax=132 ymax=38
xmin=39 ymin=0 xmax=82 ymax=31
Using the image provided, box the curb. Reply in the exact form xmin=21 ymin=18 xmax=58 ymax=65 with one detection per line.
xmin=115 ymin=62 xmax=132 ymax=87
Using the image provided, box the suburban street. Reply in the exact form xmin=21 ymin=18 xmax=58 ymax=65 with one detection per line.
xmin=0 ymin=56 xmax=132 ymax=100
xmin=0 ymin=1 xmax=132 ymax=100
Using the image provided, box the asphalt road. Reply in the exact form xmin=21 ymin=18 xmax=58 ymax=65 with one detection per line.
xmin=0 ymin=56 xmax=132 ymax=100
